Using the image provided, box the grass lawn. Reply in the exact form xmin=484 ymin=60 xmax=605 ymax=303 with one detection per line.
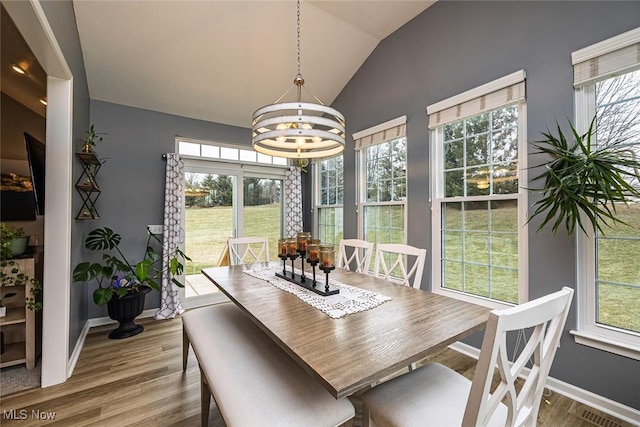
xmin=185 ymin=204 xmax=281 ymax=275
xmin=184 ymin=202 xmax=640 ymax=332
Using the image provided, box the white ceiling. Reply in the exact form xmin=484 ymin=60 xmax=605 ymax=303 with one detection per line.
xmin=73 ymin=0 xmax=435 ymax=129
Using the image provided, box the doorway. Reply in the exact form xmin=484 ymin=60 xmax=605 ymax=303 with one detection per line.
xmin=181 ymin=160 xmax=284 ymax=307
xmin=2 ymin=0 xmax=74 ymax=387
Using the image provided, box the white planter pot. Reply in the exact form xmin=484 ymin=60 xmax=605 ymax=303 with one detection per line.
xmin=0 ymin=306 xmax=6 ymax=317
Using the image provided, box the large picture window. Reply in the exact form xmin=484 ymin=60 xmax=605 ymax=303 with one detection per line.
xmin=429 ymin=71 xmax=527 ymax=307
xmin=573 ymin=27 xmax=640 ymax=360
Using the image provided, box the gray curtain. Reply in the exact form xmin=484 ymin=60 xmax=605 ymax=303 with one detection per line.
xmin=155 ymin=153 xmax=186 ymax=319
xmin=284 ymin=166 xmax=303 ymax=238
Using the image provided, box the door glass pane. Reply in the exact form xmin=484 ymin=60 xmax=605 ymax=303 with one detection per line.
xmin=243 ymin=177 xmax=282 ymax=259
xmin=184 ymin=172 xmax=235 ymax=298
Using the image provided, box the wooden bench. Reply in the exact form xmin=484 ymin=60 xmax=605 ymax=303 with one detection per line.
xmin=182 ymin=303 xmax=355 ymax=427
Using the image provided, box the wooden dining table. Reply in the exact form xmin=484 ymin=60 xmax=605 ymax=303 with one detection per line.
xmin=201 ymin=262 xmax=491 ymax=399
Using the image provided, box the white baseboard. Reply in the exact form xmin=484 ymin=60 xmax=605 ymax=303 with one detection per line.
xmin=449 ymin=342 xmax=640 ymax=426
xmin=66 ymin=308 xmax=158 ymax=378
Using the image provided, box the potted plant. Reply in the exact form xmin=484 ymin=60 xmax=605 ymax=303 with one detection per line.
xmin=528 ymin=117 xmax=640 ymax=236
xmin=81 ymin=124 xmax=106 ymax=153
xmin=0 ymin=291 xmax=17 ymax=317
xmin=0 ymin=223 xmax=42 ymax=311
xmin=73 ymin=227 xmax=190 ymax=339
xmin=1 ymin=224 xmax=29 ymax=257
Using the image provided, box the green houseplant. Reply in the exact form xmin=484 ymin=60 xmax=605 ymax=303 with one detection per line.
xmin=73 ymin=227 xmax=190 ymax=306
xmin=0 ymin=291 xmax=17 ymax=317
xmin=73 ymin=227 xmax=190 ymax=338
xmin=528 ymin=117 xmax=640 ymax=236
xmin=80 ymin=124 xmax=106 ymax=153
xmin=0 ymin=223 xmax=42 ymax=311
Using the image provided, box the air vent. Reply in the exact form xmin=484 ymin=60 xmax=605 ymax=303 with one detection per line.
xmin=572 ymin=403 xmax=628 ymax=427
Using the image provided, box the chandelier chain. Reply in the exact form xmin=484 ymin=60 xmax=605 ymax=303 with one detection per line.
xmin=297 ymin=0 xmax=301 ymax=77
xmin=250 ymin=0 xmax=345 ymax=159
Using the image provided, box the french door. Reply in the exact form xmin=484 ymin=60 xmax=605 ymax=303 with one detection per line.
xmin=180 ymin=159 xmax=283 ymax=307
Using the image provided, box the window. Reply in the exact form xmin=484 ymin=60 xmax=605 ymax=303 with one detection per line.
xmin=178 ymin=138 xmax=287 ymax=166
xmin=573 ymin=27 xmax=640 ymax=360
xmin=315 ymin=156 xmax=343 ymax=245
xmin=429 ymin=71 xmax=527 ymax=307
xmin=354 ymin=117 xmax=407 ymax=248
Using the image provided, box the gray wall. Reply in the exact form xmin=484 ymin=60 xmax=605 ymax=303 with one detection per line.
xmin=87 ymin=100 xmax=250 ymax=318
xmin=331 ymin=0 xmax=640 ymax=410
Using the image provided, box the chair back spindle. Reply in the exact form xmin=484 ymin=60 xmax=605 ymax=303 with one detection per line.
xmin=373 ymin=243 xmax=426 ymax=288
xmin=337 ymin=239 xmax=374 ymax=274
xmin=228 ymin=236 xmax=269 ymax=266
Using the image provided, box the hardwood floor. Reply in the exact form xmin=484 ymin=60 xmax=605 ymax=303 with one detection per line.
xmin=0 ymin=315 xmax=631 ymax=426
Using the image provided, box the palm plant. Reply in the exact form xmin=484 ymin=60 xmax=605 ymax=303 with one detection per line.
xmin=529 ymin=117 xmax=640 ymax=236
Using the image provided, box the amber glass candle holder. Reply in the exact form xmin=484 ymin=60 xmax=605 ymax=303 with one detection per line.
xmin=296 ymin=231 xmax=310 ymax=252
xmin=306 ymin=243 xmax=320 ymax=284
xmin=296 ymin=232 xmax=311 ymax=281
xmin=319 ymin=245 xmax=335 ymax=293
xmin=287 ymin=238 xmax=298 ymax=257
xmin=277 ymin=238 xmax=288 ymax=275
xmin=306 ymin=244 xmax=320 ymax=263
xmin=319 ymin=245 xmax=335 ymax=269
xmin=274 ymin=240 xmax=339 ymax=297
xmin=286 ymin=238 xmax=298 ymax=276
xmin=278 ymin=238 xmax=288 ymax=257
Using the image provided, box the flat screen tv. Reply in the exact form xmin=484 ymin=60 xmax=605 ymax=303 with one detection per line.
xmin=24 ymin=132 xmax=46 ymax=216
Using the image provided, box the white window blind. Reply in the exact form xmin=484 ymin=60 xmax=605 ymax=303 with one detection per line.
xmin=572 ymin=27 xmax=640 ymax=87
xmin=427 ymin=70 xmax=526 ymax=129
xmin=353 ymin=115 xmax=407 ymax=151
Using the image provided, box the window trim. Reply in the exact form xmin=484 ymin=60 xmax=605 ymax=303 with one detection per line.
xmin=429 ymin=94 xmax=528 ymax=309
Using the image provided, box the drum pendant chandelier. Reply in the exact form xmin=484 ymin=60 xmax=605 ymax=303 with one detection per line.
xmin=251 ymin=0 xmax=345 ymax=159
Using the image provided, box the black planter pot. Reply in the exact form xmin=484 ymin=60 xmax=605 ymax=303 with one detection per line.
xmin=106 ymin=287 xmax=151 ymax=339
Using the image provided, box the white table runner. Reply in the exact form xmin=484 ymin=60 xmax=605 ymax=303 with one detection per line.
xmin=243 ymin=266 xmax=392 ymax=319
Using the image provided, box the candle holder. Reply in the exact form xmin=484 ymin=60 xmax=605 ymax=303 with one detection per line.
xmin=296 ymin=232 xmax=310 ymax=282
xmin=307 ymin=243 xmax=320 ymax=285
xmin=307 ymin=258 xmax=319 ymax=285
xmin=319 ymin=265 xmax=336 ymax=295
xmin=278 ymin=253 xmax=288 ymax=275
xmin=277 ymin=239 xmax=288 ymax=275
xmin=274 ymin=234 xmax=339 ymax=296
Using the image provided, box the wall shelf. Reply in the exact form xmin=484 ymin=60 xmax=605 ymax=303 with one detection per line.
xmin=0 ymin=258 xmax=35 ymax=369
xmin=75 ymin=152 xmax=102 ymax=219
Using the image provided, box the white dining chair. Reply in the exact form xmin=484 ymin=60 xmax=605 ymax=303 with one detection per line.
xmin=227 ymin=236 xmax=269 ymax=266
xmin=337 ymin=239 xmax=374 ymax=274
xmin=373 ymin=243 xmax=427 ymax=288
xmin=361 ymin=286 xmax=574 ymax=427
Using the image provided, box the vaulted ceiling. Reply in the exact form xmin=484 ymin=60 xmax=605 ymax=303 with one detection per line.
xmin=1 ymin=5 xmax=47 ymax=118
xmin=73 ymin=1 xmax=435 ymax=129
